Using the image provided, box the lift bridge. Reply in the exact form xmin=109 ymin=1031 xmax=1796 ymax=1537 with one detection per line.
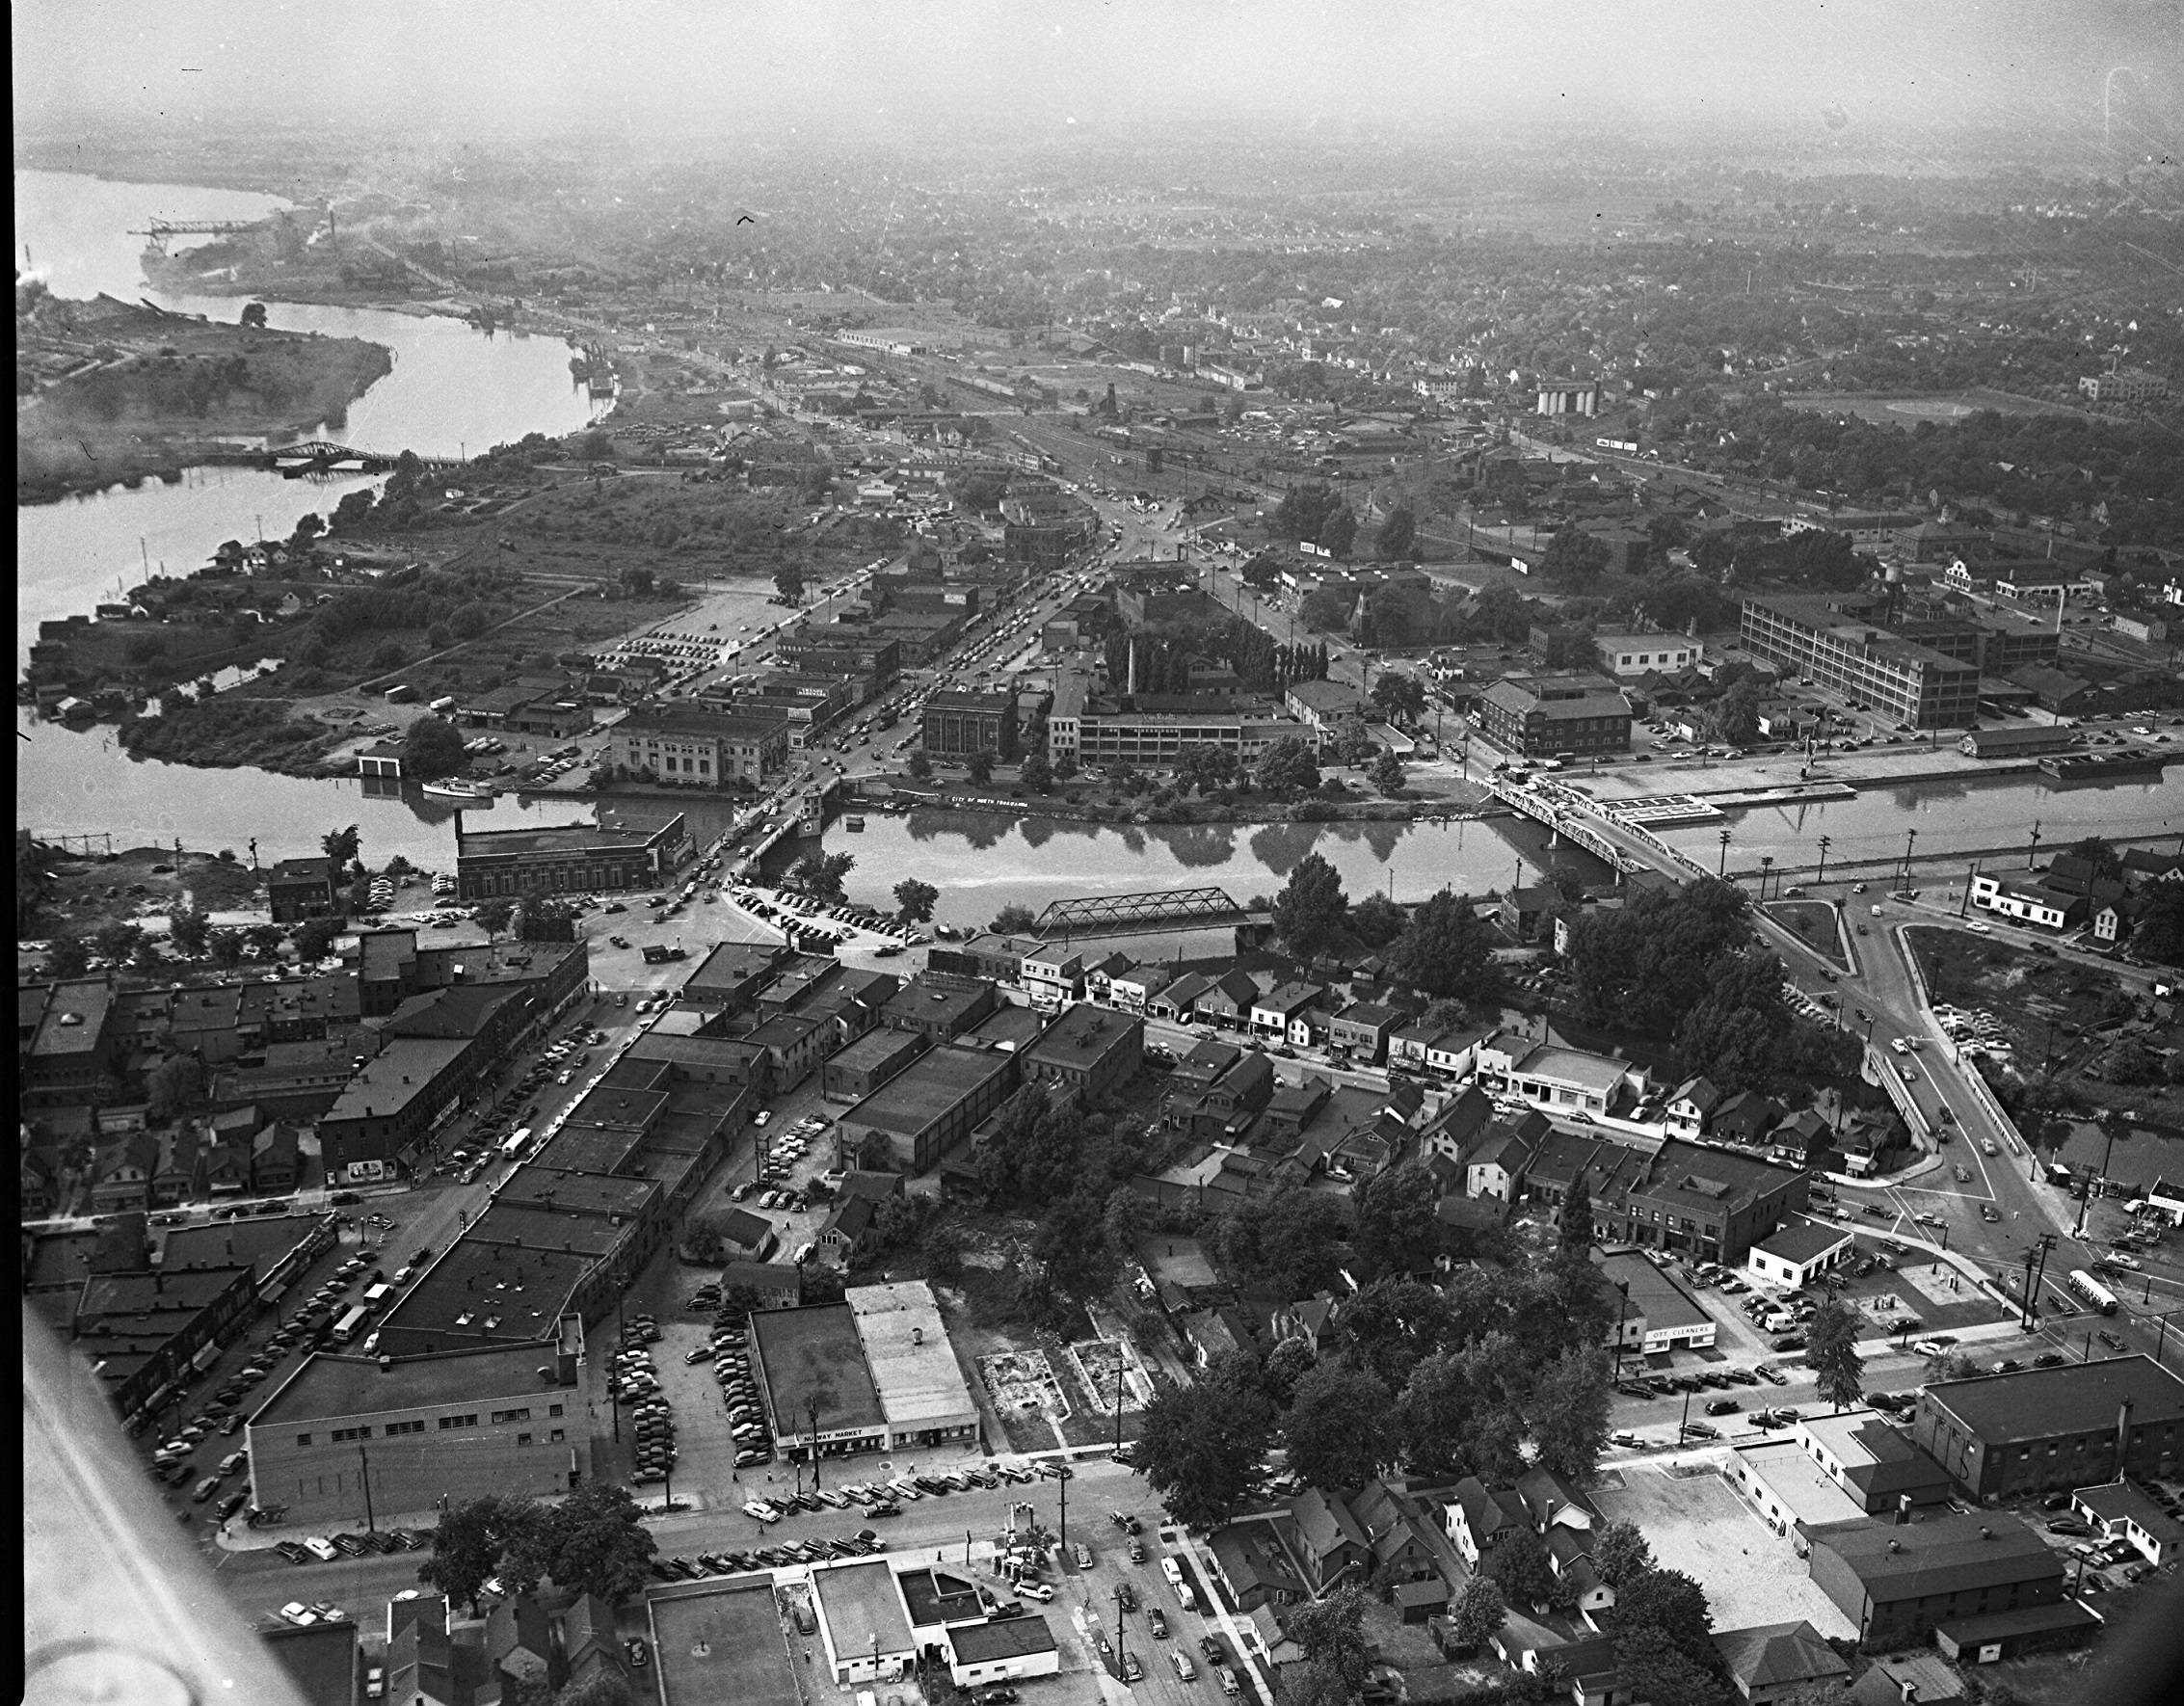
xmin=1033 ymin=886 xmax=1246 ymax=939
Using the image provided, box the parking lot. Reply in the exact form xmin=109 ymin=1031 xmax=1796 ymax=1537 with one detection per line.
xmin=1592 ymin=1466 xmax=1857 ymax=1639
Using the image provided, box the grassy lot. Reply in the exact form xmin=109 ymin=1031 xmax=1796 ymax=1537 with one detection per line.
xmin=1904 ymin=926 xmax=2183 ymax=1127
xmin=1768 ymin=899 xmax=1848 ymax=968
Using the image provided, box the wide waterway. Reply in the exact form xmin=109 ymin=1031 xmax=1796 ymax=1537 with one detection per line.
xmin=15 ymin=169 xmax=603 ymax=665
xmin=16 ymin=172 xmax=2182 ymax=896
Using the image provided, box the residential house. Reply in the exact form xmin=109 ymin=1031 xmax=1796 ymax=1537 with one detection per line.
xmin=1250 ymin=982 xmax=1323 ymax=1040
xmin=1447 ymin=1476 xmax=1531 ymax=1570
xmin=1284 ymin=1488 xmax=1372 ymax=1593
xmin=1711 ymin=1620 xmax=1852 ymax=1705
xmin=1665 ymin=1077 xmax=1724 ymax=1140
xmin=1205 ymin=1517 xmax=1308 ymax=1613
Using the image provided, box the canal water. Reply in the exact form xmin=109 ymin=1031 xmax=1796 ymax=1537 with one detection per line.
xmin=1651 ymin=769 xmax=2184 ymax=876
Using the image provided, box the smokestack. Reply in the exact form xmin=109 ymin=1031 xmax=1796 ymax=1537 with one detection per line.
xmin=1127 ymin=637 xmax=1136 ymax=697
xmin=2118 ymin=1397 xmax=2135 ymax=1470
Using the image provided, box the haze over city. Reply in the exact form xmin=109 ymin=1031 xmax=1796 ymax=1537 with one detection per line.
xmin=17 ymin=4 xmax=2184 ymax=1706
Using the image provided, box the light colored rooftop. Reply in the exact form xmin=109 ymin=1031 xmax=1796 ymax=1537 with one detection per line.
xmin=1514 ymin=1044 xmax=1632 ymax=1094
xmin=812 ymin=1559 xmax=916 ymax=1661
xmin=847 ymin=1281 xmax=979 ymax=1431
xmin=1736 ymin=1440 xmax=1870 ymax=1530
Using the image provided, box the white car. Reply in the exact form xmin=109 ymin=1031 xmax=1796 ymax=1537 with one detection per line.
xmin=2107 ymin=1252 xmax=2143 ymax=1271
xmin=743 ymin=1500 xmax=783 ymax=1524
xmin=1018 ymin=1582 xmax=1055 ymax=1602
xmin=279 ymin=1602 xmax=320 ymax=1627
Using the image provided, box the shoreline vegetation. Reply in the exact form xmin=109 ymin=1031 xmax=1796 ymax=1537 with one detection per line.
xmin=16 ymin=288 xmax=394 ymax=504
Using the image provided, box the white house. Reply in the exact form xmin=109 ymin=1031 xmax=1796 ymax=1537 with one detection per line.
xmin=1665 ymin=1077 xmax=1724 ymax=1140
xmin=1968 ymin=872 xmax=2080 ymax=931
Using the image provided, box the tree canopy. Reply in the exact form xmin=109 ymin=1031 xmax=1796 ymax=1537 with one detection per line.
xmin=1272 ymin=852 xmax=1349 ymax=958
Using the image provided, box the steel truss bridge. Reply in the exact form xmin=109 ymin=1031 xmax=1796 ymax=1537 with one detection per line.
xmin=1034 ymin=886 xmax=1246 ymax=938
xmin=265 ymin=440 xmax=466 ymax=475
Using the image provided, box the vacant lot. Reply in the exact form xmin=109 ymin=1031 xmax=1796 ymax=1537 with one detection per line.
xmin=1906 ymin=925 xmax=2183 ymax=1126
xmin=1591 ymin=1465 xmax=1858 ymax=1639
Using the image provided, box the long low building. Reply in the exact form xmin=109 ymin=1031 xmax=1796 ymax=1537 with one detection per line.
xmin=833 ymin=1042 xmax=1019 ymax=1174
xmin=246 ymin=1337 xmax=587 ymax=1525
xmin=1911 ymin=1355 xmax=2184 ymax=1500
xmin=747 ymin=1280 xmax=979 ymax=1461
xmin=455 ymin=812 xmax=692 ymax=902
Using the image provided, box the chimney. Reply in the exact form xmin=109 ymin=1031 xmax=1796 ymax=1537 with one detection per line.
xmin=1896 ymin=1493 xmax=1912 ymax=1525
xmin=912 ymin=1326 xmax=924 ymax=1346
xmin=1886 ymin=1538 xmax=1902 ymax=1553
xmin=378 ymin=1356 xmax=392 ymax=1373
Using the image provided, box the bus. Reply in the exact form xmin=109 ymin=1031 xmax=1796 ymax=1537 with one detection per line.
xmin=500 ymin=1127 xmax=531 ymax=1159
xmin=330 ymin=1305 xmax=371 ymax=1346
xmin=2067 ymin=1269 xmax=2119 ymax=1316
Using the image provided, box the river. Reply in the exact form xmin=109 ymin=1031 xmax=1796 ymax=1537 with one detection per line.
xmin=826 ymin=809 xmax=1539 ymax=931
xmin=15 ymin=169 xmax=605 ymax=665
xmin=15 ymin=168 xmax=607 ymax=862
xmin=17 ymin=171 xmax=2182 ymax=892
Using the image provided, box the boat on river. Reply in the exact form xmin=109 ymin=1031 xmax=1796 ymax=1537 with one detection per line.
xmin=421 ymin=779 xmax=494 ymax=801
xmin=2039 ymin=750 xmax=2169 ymax=783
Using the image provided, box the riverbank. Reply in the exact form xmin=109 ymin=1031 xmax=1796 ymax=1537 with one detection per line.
xmin=16 ymin=293 xmax=394 ymax=504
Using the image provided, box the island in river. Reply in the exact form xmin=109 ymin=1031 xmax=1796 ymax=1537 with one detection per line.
xmin=14 ymin=285 xmax=393 ymax=503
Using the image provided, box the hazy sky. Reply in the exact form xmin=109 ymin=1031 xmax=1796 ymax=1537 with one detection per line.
xmin=14 ymin=0 xmax=2180 ymax=147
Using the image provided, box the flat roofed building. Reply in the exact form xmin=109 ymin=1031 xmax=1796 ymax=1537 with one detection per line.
xmin=1477 ymin=672 xmax=1632 ymax=758
xmin=646 ymin=1578 xmax=803 ymax=1706
xmin=245 ymin=1343 xmax=583 ymax=1524
xmin=1796 ymin=1409 xmax=1954 ymax=1513
xmin=834 ymin=1043 xmax=1019 ymax=1174
xmin=748 ymin=1303 xmax=889 ymax=1457
xmin=946 ymin=1616 xmax=1061 ymax=1687
xmin=921 ymin=689 xmax=1020 ymax=759
xmin=1912 ymin=1355 xmax=2184 ymax=1500
xmin=1731 ymin=1438 xmax=1870 ymax=1534
xmin=1022 ymin=1002 xmax=1144 ymax=1100
xmin=848 ymin=1280 xmax=981 ymax=1451
xmin=456 ymin=812 xmax=690 ymax=902
xmin=613 ymin=705 xmax=788 ymax=785
xmin=1806 ymin=1509 xmax=2062 ymax=1650
xmin=1594 ymin=633 xmax=1699 ymax=679
xmin=824 ymin=1026 xmax=930 ymax=1104
xmin=811 ymin=1559 xmax=918 ymax=1684
xmin=1593 ymin=1248 xmax=1717 ymax=1354
xmin=1741 ymin=595 xmax=1980 ymax=730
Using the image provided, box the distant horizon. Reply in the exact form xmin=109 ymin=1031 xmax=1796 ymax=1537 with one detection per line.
xmin=13 ymin=0 xmax=2180 ymax=162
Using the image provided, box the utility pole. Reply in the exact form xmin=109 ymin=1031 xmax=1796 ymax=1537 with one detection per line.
xmin=1960 ymin=863 xmax=1976 ymax=919
xmin=809 ymin=1396 xmax=823 ymax=1490
xmin=1902 ymin=828 xmax=1918 ymax=889
xmin=1816 ymin=835 xmax=1831 ymax=888
xmin=1114 ymin=1354 xmax=1126 ymax=1454
xmin=1718 ymin=829 xmax=1732 ymax=878
xmin=1059 ymin=1462 xmax=1068 ymax=1551
xmin=1759 ymin=855 xmax=1774 ymax=902
xmin=359 ymin=1444 xmax=376 ymax=1533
